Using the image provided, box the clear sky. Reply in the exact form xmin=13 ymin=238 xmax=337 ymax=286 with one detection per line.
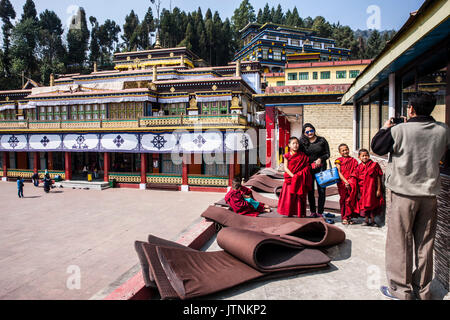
xmin=9 ymin=0 xmax=425 ymax=32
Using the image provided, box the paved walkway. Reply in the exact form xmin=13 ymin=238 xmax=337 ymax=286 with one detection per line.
xmin=0 ymin=181 xmax=223 ymax=300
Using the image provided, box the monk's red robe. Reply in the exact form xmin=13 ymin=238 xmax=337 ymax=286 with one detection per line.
xmin=225 ymin=186 xmax=263 ymax=217
xmin=277 ymin=151 xmax=312 ymax=217
xmin=335 ymin=156 xmax=359 ymax=220
xmin=349 ymin=159 xmax=384 ymax=216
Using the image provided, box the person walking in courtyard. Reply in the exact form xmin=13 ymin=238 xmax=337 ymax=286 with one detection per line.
xmin=31 ymin=169 xmax=40 ymax=187
xmin=371 ymin=92 xmax=450 ymax=300
xmin=278 ymin=137 xmax=312 ymax=218
xmin=17 ymin=177 xmax=24 ymax=198
xmin=335 ymin=143 xmax=359 ymax=225
xmin=300 ymin=123 xmax=330 ymax=218
xmin=350 ymin=149 xmax=384 ymax=227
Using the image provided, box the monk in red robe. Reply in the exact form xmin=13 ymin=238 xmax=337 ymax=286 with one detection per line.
xmin=350 ymin=149 xmax=384 ymax=227
xmin=225 ymin=178 xmax=271 ymax=217
xmin=278 ymin=137 xmax=312 ymax=218
xmin=335 ymin=144 xmax=359 ymax=225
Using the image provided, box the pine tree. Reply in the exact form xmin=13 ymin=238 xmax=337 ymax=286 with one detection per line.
xmin=11 ymin=0 xmax=39 ymax=80
xmin=21 ymin=0 xmax=37 ymax=22
xmin=122 ymin=10 xmax=140 ymax=51
xmin=38 ymin=9 xmax=66 ymax=84
xmin=256 ymin=8 xmax=263 ymax=24
xmin=366 ymin=29 xmax=382 ymax=58
xmin=262 ymin=4 xmax=270 ymax=24
xmin=273 ymin=4 xmax=283 ymax=24
xmin=0 ymin=0 xmax=16 ymax=78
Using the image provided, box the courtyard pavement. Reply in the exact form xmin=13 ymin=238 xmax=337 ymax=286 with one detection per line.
xmin=0 ymin=181 xmax=223 ymax=300
xmin=1 ymin=180 xmax=448 ymax=300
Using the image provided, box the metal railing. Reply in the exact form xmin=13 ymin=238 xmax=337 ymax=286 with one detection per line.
xmin=0 ymin=114 xmax=248 ymax=130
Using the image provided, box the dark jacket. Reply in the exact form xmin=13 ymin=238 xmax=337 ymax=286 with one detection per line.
xmin=300 ymin=136 xmax=330 ymax=171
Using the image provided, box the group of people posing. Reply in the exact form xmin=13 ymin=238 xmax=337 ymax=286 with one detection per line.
xmin=226 ymin=122 xmax=384 ymax=227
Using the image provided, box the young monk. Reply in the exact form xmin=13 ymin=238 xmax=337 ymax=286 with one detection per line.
xmin=277 ymin=137 xmax=312 ymax=218
xmin=335 ymin=144 xmax=359 ymax=225
xmin=225 ymin=177 xmax=271 ymax=216
xmin=350 ymin=149 xmax=384 ymax=227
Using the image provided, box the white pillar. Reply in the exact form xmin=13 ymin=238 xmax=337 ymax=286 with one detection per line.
xmin=389 ymin=73 xmax=396 ymax=118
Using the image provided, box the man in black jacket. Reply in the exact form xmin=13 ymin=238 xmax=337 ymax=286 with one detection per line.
xmin=371 ymin=92 xmax=450 ymax=300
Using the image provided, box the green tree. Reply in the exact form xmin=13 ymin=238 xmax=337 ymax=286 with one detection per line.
xmin=0 ymin=0 xmax=16 ymax=78
xmin=287 ymin=7 xmax=302 ymax=28
xmin=140 ymin=7 xmax=155 ymax=50
xmin=261 ymin=3 xmax=271 ymax=24
xmin=11 ymin=17 xmax=40 ymax=81
xmin=366 ymin=29 xmax=382 ymax=58
xmin=231 ymin=0 xmax=256 ymax=32
xmin=272 ymin=4 xmax=284 ymax=24
xmin=21 ymin=0 xmax=37 ymax=22
xmin=122 ymin=10 xmax=140 ymax=51
xmin=312 ymin=16 xmax=332 ymax=37
xmin=38 ymin=9 xmax=66 ymax=84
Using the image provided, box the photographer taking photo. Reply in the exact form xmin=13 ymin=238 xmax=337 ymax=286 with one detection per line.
xmin=371 ymin=92 xmax=450 ymax=300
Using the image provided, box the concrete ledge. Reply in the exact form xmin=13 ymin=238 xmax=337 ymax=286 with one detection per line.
xmin=98 ymin=218 xmax=216 ymax=300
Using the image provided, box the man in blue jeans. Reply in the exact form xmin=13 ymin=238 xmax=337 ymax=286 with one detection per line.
xmin=371 ymin=92 xmax=450 ymax=300
xmin=17 ymin=177 xmax=25 ymax=198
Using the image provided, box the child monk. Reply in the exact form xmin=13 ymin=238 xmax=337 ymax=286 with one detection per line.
xmin=335 ymin=144 xmax=359 ymax=225
xmin=225 ymin=177 xmax=271 ymax=216
xmin=277 ymin=137 xmax=312 ymax=218
xmin=350 ymin=149 xmax=384 ymax=227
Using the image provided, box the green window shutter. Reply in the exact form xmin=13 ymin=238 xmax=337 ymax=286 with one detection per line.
xmin=287 ymin=73 xmax=297 ymax=80
xmin=299 ymin=72 xmax=309 ymax=80
xmin=320 ymin=71 xmax=330 ymax=79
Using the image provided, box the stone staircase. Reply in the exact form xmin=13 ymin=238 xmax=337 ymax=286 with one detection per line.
xmin=54 ymin=180 xmax=110 ymax=190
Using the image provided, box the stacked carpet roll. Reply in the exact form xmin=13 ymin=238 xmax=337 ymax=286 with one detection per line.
xmin=135 ymin=206 xmax=346 ymax=300
xmin=435 ymin=173 xmax=450 ymax=291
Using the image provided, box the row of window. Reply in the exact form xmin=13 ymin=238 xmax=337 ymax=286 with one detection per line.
xmin=157 ymin=101 xmax=230 ymax=116
xmin=0 ymin=101 xmax=241 ymax=121
xmin=263 ymin=36 xmax=334 ymax=49
xmin=287 ymin=70 xmax=360 ymax=81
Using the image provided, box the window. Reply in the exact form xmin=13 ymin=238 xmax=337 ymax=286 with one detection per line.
xmin=291 ymin=39 xmax=299 ymax=46
xmin=336 ymin=71 xmax=347 ymax=79
xmin=287 ymin=73 xmax=297 ymax=81
xmin=312 ymin=72 xmax=318 ymax=80
xmin=161 ymin=153 xmax=182 ymax=174
xmin=262 ymin=48 xmax=268 ymax=60
xmin=273 ymin=49 xmax=281 ymax=61
xmin=298 ymin=72 xmax=309 ymax=80
xmin=276 ymin=81 xmax=285 ymax=86
xmin=201 ymin=101 xmax=228 ymax=115
xmin=320 ymin=71 xmax=330 ymax=79
xmin=349 ymin=70 xmax=360 ymax=78
xmin=313 ymin=42 xmax=322 ymax=49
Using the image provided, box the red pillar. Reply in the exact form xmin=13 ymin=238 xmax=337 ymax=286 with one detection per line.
xmin=228 ymin=152 xmax=236 ymax=186
xmin=104 ymin=152 xmax=110 ymax=182
xmin=140 ymin=153 xmax=147 ymax=184
xmin=266 ymin=107 xmax=276 ymax=168
xmin=47 ymin=152 xmax=54 ymax=170
xmin=2 ymin=151 xmax=8 ymax=177
xmin=64 ymin=152 xmax=72 ymax=180
xmin=182 ymin=154 xmax=188 ymax=186
xmin=33 ymin=152 xmax=40 ymax=171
